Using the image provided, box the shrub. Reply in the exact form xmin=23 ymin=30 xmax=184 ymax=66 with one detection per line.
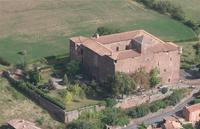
xmin=96 ymin=27 xmax=120 ymax=36
xmin=101 ymin=108 xmax=129 ymax=126
xmin=150 ymin=68 xmax=160 ymax=87
xmin=66 ymin=120 xmax=94 ymax=129
xmin=127 ymin=105 xmax=150 ymax=118
xmin=105 ymin=98 xmax=117 ymax=107
xmin=161 ymin=87 xmax=168 ymax=94
xmin=66 ymin=60 xmax=80 ymax=76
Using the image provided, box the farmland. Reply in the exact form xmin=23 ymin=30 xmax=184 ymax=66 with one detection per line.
xmin=0 ymin=0 xmax=196 ymax=64
xmin=0 ymin=78 xmax=65 ymax=129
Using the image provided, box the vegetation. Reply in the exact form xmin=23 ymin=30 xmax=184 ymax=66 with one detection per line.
xmin=149 ymin=68 xmax=161 ymax=87
xmin=107 ymin=72 xmax=135 ymax=98
xmin=66 ymin=60 xmax=80 ymax=76
xmin=132 ymin=68 xmax=150 ymax=89
xmin=182 ymin=123 xmax=195 ymax=129
xmin=96 ymin=26 xmax=120 ymax=36
xmin=136 ymin=0 xmax=199 ymax=32
xmin=138 ymin=123 xmax=147 ymax=129
xmin=67 ymin=108 xmax=129 ymax=129
xmin=0 ymin=78 xmax=65 ymax=129
xmin=127 ymin=89 xmax=188 ymax=118
xmin=28 ymin=67 xmax=41 ymax=85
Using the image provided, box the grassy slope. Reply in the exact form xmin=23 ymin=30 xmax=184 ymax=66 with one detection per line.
xmin=169 ymin=0 xmax=200 ymax=22
xmin=0 ymin=78 xmax=64 ymax=129
xmin=0 ymin=0 xmax=196 ymax=64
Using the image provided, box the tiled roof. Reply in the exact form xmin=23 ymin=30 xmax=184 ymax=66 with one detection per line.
xmin=70 ymin=30 xmax=179 ymax=60
xmin=185 ymin=103 xmax=200 ymax=113
xmin=112 ymin=50 xmax=140 ymax=60
xmin=8 ymin=119 xmax=41 ymax=129
xmin=94 ymin=30 xmax=140 ymax=44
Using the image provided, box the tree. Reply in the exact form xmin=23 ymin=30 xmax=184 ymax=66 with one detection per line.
xmin=105 ymin=98 xmax=117 ymax=107
xmin=64 ymin=91 xmax=73 ymax=104
xmin=96 ymin=26 xmax=120 ymax=36
xmin=66 ymin=60 xmax=80 ymax=76
xmin=183 ymin=123 xmax=194 ymax=129
xmin=68 ymin=84 xmax=85 ymax=100
xmin=111 ymin=72 xmax=135 ymax=98
xmin=28 ymin=67 xmax=41 ymax=85
xmin=150 ymin=68 xmax=160 ymax=88
xmin=66 ymin=120 xmax=94 ymax=129
xmin=132 ymin=68 xmax=150 ymax=89
xmin=101 ymin=108 xmax=129 ymax=126
xmin=63 ymin=74 xmax=69 ymax=85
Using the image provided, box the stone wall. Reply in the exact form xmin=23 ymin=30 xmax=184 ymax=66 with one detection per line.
xmin=64 ymin=105 xmax=105 ymax=123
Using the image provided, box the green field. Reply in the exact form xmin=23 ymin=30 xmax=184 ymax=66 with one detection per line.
xmin=0 ymin=78 xmax=64 ymax=129
xmin=0 ymin=0 xmax=196 ymax=64
xmin=169 ymin=0 xmax=200 ymax=22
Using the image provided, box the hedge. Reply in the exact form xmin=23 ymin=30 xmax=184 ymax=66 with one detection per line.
xmin=14 ymin=81 xmax=66 ymax=109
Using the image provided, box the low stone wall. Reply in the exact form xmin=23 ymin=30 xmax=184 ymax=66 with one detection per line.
xmin=64 ymin=105 xmax=105 ymax=123
xmin=116 ymin=89 xmax=172 ymax=109
xmin=3 ymin=70 xmax=105 ymax=123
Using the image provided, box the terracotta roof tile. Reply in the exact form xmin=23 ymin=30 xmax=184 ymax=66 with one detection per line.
xmin=185 ymin=103 xmax=200 ymax=113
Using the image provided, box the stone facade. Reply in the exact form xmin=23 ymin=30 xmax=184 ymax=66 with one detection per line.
xmin=70 ymin=30 xmax=181 ymax=84
xmin=183 ymin=103 xmax=200 ymax=122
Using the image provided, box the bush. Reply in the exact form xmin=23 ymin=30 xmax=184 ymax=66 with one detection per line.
xmin=66 ymin=120 xmax=94 ymax=129
xmin=0 ymin=57 xmax=10 ymax=66
xmin=96 ymin=26 xmax=120 ymax=36
xmin=105 ymin=98 xmax=117 ymax=107
xmin=101 ymin=108 xmax=129 ymax=126
xmin=66 ymin=60 xmax=80 ymax=76
xmin=161 ymin=87 xmax=168 ymax=94
xmin=127 ymin=105 xmax=150 ymax=118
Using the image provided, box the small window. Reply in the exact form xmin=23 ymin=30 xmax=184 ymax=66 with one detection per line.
xmin=164 ymin=69 xmax=167 ymax=72
xmin=168 ymin=79 xmax=171 ymax=82
xmin=158 ymin=62 xmax=159 ymax=66
xmin=170 ymin=58 xmax=172 ymax=61
xmin=116 ymin=47 xmax=119 ymax=51
xmin=114 ymin=60 xmax=117 ymax=63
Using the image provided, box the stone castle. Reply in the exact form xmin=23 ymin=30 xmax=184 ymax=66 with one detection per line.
xmin=70 ymin=30 xmax=181 ymax=84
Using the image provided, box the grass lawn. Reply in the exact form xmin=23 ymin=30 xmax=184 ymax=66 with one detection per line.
xmin=0 ymin=0 xmax=196 ymax=64
xmin=0 ymin=78 xmax=65 ymax=129
xmin=169 ymin=0 xmax=200 ymax=22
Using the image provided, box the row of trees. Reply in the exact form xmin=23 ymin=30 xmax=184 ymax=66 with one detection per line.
xmin=137 ymin=0 xmax=199 ymax=32
xmin=106 ymin=68 xmax=160 ymax=98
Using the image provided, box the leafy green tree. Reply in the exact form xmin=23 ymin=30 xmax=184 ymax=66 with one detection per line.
xmin=63 ymin=74 xmax=69 ymax=85
xmin=96 ymin=26 xmax=120 ymax=36
xmin=101 ymin=108 xmax=129 ymax=126
xmin=66 ymin=120 xmax=95 ymax=129
xmin=68 ymin=84 xmax=85 ymax=100
xmin=182 ymin=123 xmax=194 ymax=129
xmin=105 ymin=98 xmax=117 ymax=107
xmin=150 ymin=68 xmax=160 ymax=87
xmin=28 ymin=67 xmax=41 ymax=85
xmin=111 ymin=72 xmax=135 ymax=98
xmin=64 ymin=91 xmax=73 ymax=104
xmin=66 ymin=60 xmax=80 ymax=76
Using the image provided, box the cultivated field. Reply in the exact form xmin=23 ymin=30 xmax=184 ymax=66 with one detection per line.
xmin=0 ymin=78 xmax=64 ymax=129
xmin=0 ymin=0 xmax=196 ymax=64
xmin=169 ymin=0 xmax=200 ymax=22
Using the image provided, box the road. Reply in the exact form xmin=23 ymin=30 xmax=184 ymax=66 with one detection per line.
xmin=124 ymin=95 xmax=195 ymax=129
